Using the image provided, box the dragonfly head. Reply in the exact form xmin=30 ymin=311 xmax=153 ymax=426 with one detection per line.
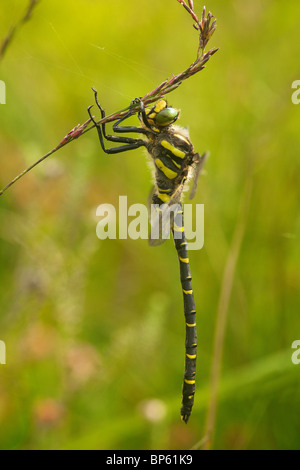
xmin=145 ymin=100 xmax=180 ymax=128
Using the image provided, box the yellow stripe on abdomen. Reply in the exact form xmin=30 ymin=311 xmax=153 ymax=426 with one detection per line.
xmin=184 ymin=379 xmax=195 ymax=385
xmin=183 ymin=289 xmax=193 ymax=295
xmin=186 ymin=354 xmax=197 ymax=359
xmin=173 ymin=223 xmax=184 ymax=232
xmin=157 ymin=192 xmax=171 ymax=203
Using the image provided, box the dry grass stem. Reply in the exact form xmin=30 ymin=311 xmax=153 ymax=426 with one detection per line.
xmin=0 ymin=1 xmax=217 ymax=196
xmin=0 ymin=0 xmax=40 ymax=61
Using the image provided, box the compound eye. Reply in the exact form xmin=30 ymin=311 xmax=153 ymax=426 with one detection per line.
xmin=155 ymin=107 xmax=179 ymax=126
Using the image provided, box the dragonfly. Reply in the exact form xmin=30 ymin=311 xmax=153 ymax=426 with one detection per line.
xmin=88 ymin=89 xmax=207 ymax=423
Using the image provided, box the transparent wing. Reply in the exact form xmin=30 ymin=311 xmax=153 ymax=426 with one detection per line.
xmin=189 ymin=152 xmax=209 ymax=200
xmin=148 ymin=183 xmax=185 ymax=247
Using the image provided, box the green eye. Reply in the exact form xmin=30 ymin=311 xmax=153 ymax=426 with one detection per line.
xmin=155 ymin=107 xmax=179 ymax=126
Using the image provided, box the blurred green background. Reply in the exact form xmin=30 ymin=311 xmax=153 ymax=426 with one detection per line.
xmin=0 ymin=0 xmax=300 ymax=450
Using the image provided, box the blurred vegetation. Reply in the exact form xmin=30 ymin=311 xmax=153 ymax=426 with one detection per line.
xmin=0 ymin=0 xmax=300 ymax=450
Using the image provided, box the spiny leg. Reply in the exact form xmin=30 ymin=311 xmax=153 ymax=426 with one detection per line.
xmin=88 ymin=89 xmax=146 ymax=154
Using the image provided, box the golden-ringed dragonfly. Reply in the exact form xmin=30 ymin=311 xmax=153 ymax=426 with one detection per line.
xmin=88 ymin=89 xmax=207 ymax=423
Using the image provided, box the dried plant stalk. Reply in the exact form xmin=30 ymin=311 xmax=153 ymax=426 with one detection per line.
xmin=0 ymin=0 xmax=40 ymax=61
xmin=0 ymin=1 xmax=218 ymax=196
